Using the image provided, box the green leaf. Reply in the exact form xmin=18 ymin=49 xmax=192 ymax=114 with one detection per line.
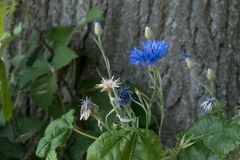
xmin=0 ymin=59 xmax=14 ymax=121
xmin=16 ymin=117 xmax=46 ymax=143
xmin=85 ymin=5 xmax=102 ymax=23
xmin=179 ymin=115 xmax=240 ymax=159
xmin=18 ymin=60 xmax=51 ymax=87
xmin=66 ymin=136 xmax=93 ymax=160
xmin=52 ymin=46 xmax=77 ymax=70
xmin=36 ymin=109 xmax=75 ymax=160
xmin=87 ymin=128 xmax=163 ymax=160
xmin=31 ymin=74 xmax=57 ymax=108
xmin=0 ymin=137 xmax=25 ymax=159
xmin=45 ymin=26 xmax=73 ymax=47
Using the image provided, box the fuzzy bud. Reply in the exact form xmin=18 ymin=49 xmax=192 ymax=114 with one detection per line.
xmin=207 ymin=69 xmax=216 ymax=81
xmin=94 ymin=21 xmax=102 ymax=36
xmin=185 ymin=58 xmax=195 ymax=69
xmin=145 ymin=26 xmax=154 ymax=40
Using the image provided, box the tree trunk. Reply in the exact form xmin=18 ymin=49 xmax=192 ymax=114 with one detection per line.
xmin=9 ymin=0 xmax=240 ymax=146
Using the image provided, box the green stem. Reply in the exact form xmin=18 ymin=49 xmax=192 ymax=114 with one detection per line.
xmin=97 ymin=36 xmax=111 ymax=78
xmin=72 ymin=127 xmax=97 ymax=140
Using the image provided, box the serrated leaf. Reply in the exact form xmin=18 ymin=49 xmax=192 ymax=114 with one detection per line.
xmin=46 ymin=26 xmax=73 ymax=47
xmin=179 ymin=115 xmax=240 ymax=159
xmin=52 ymin=46 xmax=77 ymax=70
xmin=85 ymin=5 xmax=102 ymax=23
xmin=31 ymin=74 xmax=57 ymax=108
xmin=0 ymin=59 xmax=14 ymax=121
xmin=87 ymin=128 xmax=163 ymax=160
xmin=36 ymin=109 xmax=75 ymax=160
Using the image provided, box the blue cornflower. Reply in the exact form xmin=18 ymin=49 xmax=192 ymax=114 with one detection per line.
xmin=183 ymin=52 xmax=190 ymax=60
xmin=116 ymin=87 xmax=132 ymax=106
xmin=200 ymin=98 xmax=217 ymax=112
xmin=130 ymin=40 xmax=170 ymax=67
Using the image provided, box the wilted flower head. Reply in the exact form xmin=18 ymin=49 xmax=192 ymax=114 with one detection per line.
xmin=200 ymin=98 xmax=217 ymax=112
xmin=116 ymin=87 xmax=132 ymax=106
xmin=80 ymin=97 xmax=94 ymax=120
xmin=130 ymin=40 xmax=170 ymax=67
xmin=96 ymin=76 xmax=120 ymax=92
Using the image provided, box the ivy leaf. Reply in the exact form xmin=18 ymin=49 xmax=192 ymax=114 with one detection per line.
xmin=52 ymin=46 xmax=77 ymax=70
xmin=36 ymin=109 xmax=75 ymax=160
xmin=85 ymin=5 xmax=102 ymax=23
xmin=87 ymin=128 xmax=163 ymax=160
xmin=0 ymin=59 xmax=14 ymax=121
xmin=30 ymin=74 xmax=57 ymax=108
xmin=45 ymin=26 xmax=73 ymax=47
xmin=18 ymin=60 xmax=51 ymax=87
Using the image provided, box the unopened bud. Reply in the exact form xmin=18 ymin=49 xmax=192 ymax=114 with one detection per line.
xmin=94 ymin=21 xmax=102 ymax=36
xmin=186 ymin=58 xmax=195 ymax=69
xmin=145 ymin=26 xmax=154 ymax=40
xmin=207 ymin=69 xmax=215 ymax=81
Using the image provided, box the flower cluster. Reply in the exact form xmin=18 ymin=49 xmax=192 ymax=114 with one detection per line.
xmin=130 ymin=40 xmax=170 ymax=67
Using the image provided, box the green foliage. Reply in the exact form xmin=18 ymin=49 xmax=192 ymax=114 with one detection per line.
xmin=0 ymin=59 xmax=14 ymax=121
xmin=31 ymin=74 xmax=57 ymax=108
xmin=36 ymin=109 xmax=75 ymax=160
xmin=85 ymin=5 xmax=103 ymax=23
xmin=178 ymin=115 xmax=240 ymax=159
xmin=0 ymin=137 xmax=26 ymax=160
xmin=45 ymin=26 xmax=72 ymax=47
xmin=52 ymin=46 xmax=78 ymax=70
xmin=87 ymin=128 xmax=163 ymax=160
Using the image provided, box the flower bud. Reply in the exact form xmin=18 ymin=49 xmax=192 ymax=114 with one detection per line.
xmin=186 ymin=58 xmax=195 ymax=69
xmin=145 ymin=26 xmax=154 ymax=40
xmin=94 ymin=21 xmax=102 ymax=36
xmin=207 ymin=69 xmax=215 ymax=81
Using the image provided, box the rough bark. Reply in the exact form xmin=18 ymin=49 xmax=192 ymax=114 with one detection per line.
xmin=10 ymin=0 xmax=240 ymax=146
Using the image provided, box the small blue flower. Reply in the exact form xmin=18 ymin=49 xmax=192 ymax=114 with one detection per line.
xmin=116 ymin=87 xmax=132 ymax=106
xmin=183 ymin=52 xmax=190 ymax=60
xmin=200 ymin=98 xmax=217 ymax=112
xmin=130 ymin=40 xmax=170 ymax=67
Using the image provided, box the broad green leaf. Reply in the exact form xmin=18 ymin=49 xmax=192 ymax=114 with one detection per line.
xmin=85 ymin=5 xmax=102 ymax=23
xmin=0 ymin=137 xmax=25 ymax=159
xmin=31 ymin=74 xmax=57 ymax=108
xmin=18 ymin=60 xmax=51 ymax=87
xmin=45 ymin=26 xmax=73 ymax=47
xmin=87 ymin=128 xmax=163 ymax=160
xmin=0 ymin=59 xmax=14 ymax=121
xmin=52 ymin=46 xmax=77 ymax=70
xmin=36 ymin=109 xmax=75 ymax=160
xmin=179 ymin=115 xmax=240 ymax=159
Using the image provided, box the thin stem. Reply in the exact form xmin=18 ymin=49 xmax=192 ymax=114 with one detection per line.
xmin=72 ymin=127 xmax=97 ymax=140
xmin=96 ymin=36 xmax=111 ymax=78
